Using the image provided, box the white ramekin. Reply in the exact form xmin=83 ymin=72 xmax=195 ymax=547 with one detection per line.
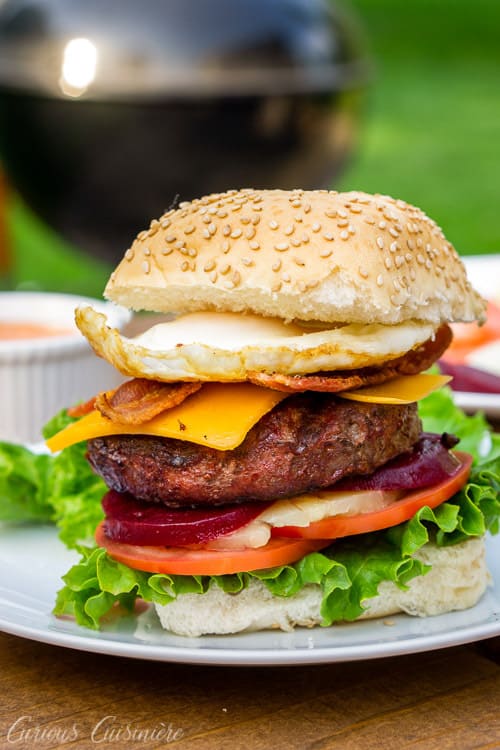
xmin=0 ymin=292 xmax=131 ymax=444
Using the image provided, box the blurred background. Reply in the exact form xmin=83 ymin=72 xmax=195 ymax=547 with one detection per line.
xmin=0 ymin=0 xmax=498 ymax=298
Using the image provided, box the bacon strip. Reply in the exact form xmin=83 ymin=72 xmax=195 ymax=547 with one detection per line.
xmin=95 ymin=379 xmax=202 ymax=424
xmin=248 ymin=324 xmax=452 ymax=393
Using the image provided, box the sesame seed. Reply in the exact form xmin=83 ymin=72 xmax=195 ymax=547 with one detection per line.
xmin=390 ymin=241 xmax=398 ymax=253
xmin=269 ymin=220 xmax=279 ymax=230
xmin=220 ymin=263 xmax=231 ymax=275
xmin=364 ymin=217 xmax=376 ymax=225
xmin=208 ymin=207 xmax=217 ymax=215
xmin=217 ymin=210 xmax=228 ymax=218
xmin=231 ymin=204 xmax=242 ymax=212
xmin=393 ymin=278 xmax=400 ymax=290
xmin=291 ymin=239 xmax=301 ymax=247
xmin=142 ymin=260 xmax=150 ymax=274
xmin=337 ymin=219 xmax=349 ymax=228
xmin=245 ymin=227 xmax=256 ymax=240
xmin=202 ymin=215 xmax=211 ymax=224
xmin=389 ymin=227 xmax=399 ymax=238
xmin=405 ymin=253 xmax=412 ymax=262
xmin=282 ymin=272 xmax=291 ymax=283
xmin=232 ymin=271 xmax=241 ymax=286
xmin=209 ymin=271 xmax=218 ymax=283
xmin=241 ymin=257 xmax=253 ymax=267
xmin=312 ymin=222 xmax=321 ymax=233
xmin=416 ymin=254 xmax=425 ymax=265
xmin=298 ymin=281 xmax=307 ymax=293
xmin=160 ymin=219 xmax=171 ymax=229
xmin=272 ymin=260 xmax=282 ymax=272
xmin=323 ymin=233 xmax=334 ymax=241
xmin=175 ymin=240 xmax=186 ymax=249
xmin=425 ymin=259 xmax=432 ymax=270
xmin=407 ymin=239 xmax=415 ymax=251
xmin=272 ymin=281 xmax=282 ymax=293
xmin=291 ymin=200 xmax=302 ymax=208
xmin=395 ymin=255 xmax=404 ymax=268
xmin=350 ymin=205 xmax=362 ymax=214
xmin=221 ymin=240 xmax=230 ymax=254
xmin=275 ymin=242 xmax=290 ymax=252
xmin=302 ymin=233 xmax=310 ymax=243
xmin=320 ymin=248 xmax=332 ymax=258
xmin=390 ymin=294 xmax=400 ymax=306
xmin=161 ymin=247 xmax=173 ymax=256
xmin=337 ymin=209 xmax=348 ymax=219
xmin=384 ymin=257 xmax=392 ymax=270
xmin=138 ymin=230 xmax=148 ymax=241
xmin=284 ymin=225 xmax=294 ymax=236
xmin=125 ymin=248 xmax=134 ymax=261
xmin=376 ymin=237 xmax=384 ymax=249
xmin=184 ymin=225 xmax=195 ymax=235
xmin=230 ymin=228 xmax=242 ymax=239
xmin=179 ymin=201 xmax=190 ymax=209
xmin=202 ymin=229 xmax=211 ymax=239
xmin=204 ymin=260 xmax=216 ymax=272
xmin=359 ymin=266 xmax=369 ymax=279
xmin=293 ymin=257 xmax=305 ymax=267
xmin=376 ymin=274 xmax=384 ymax=287
xmin=208 ymin=223 xmax=217 ymax=235
xmin=340 ymin=230 xmax=349 ymax=240
xmin=223 ymin=225 xmax=231 ymax=237
xmin=324 ymin=210 xmax=337 ymax=218
xmin=181 ymin=261 xmax=189 ymax=272
xmin=304 ymin=203 xmax=312 ymax=213
xmin=249 ymin=241 xmax=260 ymax=250
xmin=165 ymin=234 xmax=177 ymax=243
xmin=251 ymin=215 xmax=261 ymax=225
xmin=348 ymin=225 xmax=356 ymax=235
xmin=378 ymin=220 xmax=387 ymax=230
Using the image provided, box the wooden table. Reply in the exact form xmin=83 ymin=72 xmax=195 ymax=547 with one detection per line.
xmin=0 ymin=631 xmax=499 ymax=748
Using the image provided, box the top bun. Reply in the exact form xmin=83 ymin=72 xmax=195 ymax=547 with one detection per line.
xmin=105 ymin=189 xmax=486 ymax=326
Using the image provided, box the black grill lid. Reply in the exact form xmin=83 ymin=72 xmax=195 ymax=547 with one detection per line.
xmin=0 ymin=0 xmax=370 ymax=99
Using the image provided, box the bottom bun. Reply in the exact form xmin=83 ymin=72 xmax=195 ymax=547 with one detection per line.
xmin=154 ymin=538 xmax=489 ymax=637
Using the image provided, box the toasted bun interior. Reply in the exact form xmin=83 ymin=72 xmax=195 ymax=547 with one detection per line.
xmin=154 ymin=537 xmax=489 ymax=637
xmin=105 ymin=189 xmax=486 ymax=326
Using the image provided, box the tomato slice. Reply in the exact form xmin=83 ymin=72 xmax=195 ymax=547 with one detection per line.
xmin=95 ymin=522 xmax=329 ymax=576
xmin=272 ymin=452 xmax=472 ymax=540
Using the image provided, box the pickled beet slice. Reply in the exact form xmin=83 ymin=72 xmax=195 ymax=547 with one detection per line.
xmin=438 ymin=360 xmax=500 ymax=394
xmin=335 ymin=433 xmax=462 ymax=492
xmin=102 ymin=491 xmax=271 ymax=546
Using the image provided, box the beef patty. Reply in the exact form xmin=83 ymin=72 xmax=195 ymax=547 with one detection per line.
xmin=87 ymin=394 xmax=421 ymax=508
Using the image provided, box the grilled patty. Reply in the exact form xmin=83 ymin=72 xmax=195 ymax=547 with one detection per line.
xmin=87 ymin=394 xmax=421 ymax=508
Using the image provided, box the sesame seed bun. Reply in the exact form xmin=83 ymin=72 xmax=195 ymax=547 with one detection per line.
xmin=105 ymin=189 xmax=486 ymax=326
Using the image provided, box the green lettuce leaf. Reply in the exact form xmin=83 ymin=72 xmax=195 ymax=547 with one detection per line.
xmin=0 ymin=409 xmax=106 ymax=547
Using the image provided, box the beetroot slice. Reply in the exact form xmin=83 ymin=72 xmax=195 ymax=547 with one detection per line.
xmin=335 ymin=433 xmax=461 ymax=492
xmin=438 ymin=360 xmax=500 ymax=394
xmin=102 ymin=491 xmax=272 ymax=547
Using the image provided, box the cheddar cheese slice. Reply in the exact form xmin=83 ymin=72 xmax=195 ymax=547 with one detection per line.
xmin=338 ymin=373 xmax=451 ymax=405
xmin=46 ymin=383 xmax=287 ymax=453
xmin=46 ymin=374 xmax=451 ymax=454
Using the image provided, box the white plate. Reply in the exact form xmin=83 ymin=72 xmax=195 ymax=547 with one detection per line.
xmin=0 ymin=524 xmax=499 ymax=666
xmin=451 ymin=255 xmax=500 ymax=416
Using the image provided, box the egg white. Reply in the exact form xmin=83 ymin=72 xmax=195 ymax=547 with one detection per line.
xmin=76 ymin=306 xmax=436 ymax=382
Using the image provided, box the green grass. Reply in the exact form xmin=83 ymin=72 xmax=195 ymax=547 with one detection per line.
xmin=5 ymin=0 xmax=500 ymax=294
xmin=339 ymin=0 xmax=500 ymax=254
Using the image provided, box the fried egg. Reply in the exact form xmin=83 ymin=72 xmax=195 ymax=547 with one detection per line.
xmin=76 ymin=306 xmax=436 ymax=382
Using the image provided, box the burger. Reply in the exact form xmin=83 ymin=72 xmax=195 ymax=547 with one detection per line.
xmin=48 ymin=189 xmax=496 ymax=637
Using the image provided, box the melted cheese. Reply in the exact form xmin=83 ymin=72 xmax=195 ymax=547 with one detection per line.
xmin=46 ymin=383 xmax=286 ymax=452
xmin=46 ymin=374 xmax=450 ymax=454
xmin=338 ymin=374 xmax=451 ymax=404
